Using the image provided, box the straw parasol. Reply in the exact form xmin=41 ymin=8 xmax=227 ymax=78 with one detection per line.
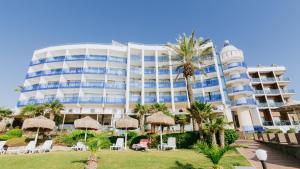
xmin=146 ymin=111 xmax=175 ymax=150
xmin=274 ymin=100 xmax=300 ymax=122
xmin=74 ymin=116 xmax=101 ymax=141
xmin=0 ymin=121 xmax=6 ymax=133
xmin=115 ymin=115 xmax=138 ymax=150
xmin=22 ymin=115 xmax=55 ymax=143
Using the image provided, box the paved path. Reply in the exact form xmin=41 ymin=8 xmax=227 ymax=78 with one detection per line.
xmin=237 ymin=140 xmax=300 ymax=169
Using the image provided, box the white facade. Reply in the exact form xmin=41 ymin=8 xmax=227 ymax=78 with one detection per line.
xmin=16 ymin=41 xmax=298 ymax=132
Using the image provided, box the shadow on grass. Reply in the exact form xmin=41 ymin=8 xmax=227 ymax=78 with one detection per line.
xmin=71 ymin=160 xmax=88 ymax=164
xmin=169 ymin=160 xmax=203 ymax=169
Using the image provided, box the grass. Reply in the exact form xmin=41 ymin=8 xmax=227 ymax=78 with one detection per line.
xmin=0 ymin=149 xmax=250 ymax=169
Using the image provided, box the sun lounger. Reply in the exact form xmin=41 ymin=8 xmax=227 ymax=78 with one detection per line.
xmin=110 ymin=138 xmax=124 ymax=150
xmin=39 ymin=140 xmax=53 ymax=152
xmin=71 ymin=142 xmax=87 ymax=151
xmin=132 ymin=139 xmax=150 ymax=151
xmin=161 ymin=137 xmax=176 ymax=150
xmin=0 ymin=141 xmax=7 ymax=154
xmin=24 ymin=141 xmax=37 ymax=154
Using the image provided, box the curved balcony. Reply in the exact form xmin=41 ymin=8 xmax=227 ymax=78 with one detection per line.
xmin=60 ymin=82 xmax=81 ymax=88
xmin=227 ymin=85 xmax=253 ymax=96
xmin=106 ymin=68 xmax=126 ymax=76
xmin=223 ymin=62 xmax=247 ymax=73
xmin=194 ymin=94 xmax=222 ymax=103
xmin=159 ymin=82 xmax=171 ymax=88
xmin=159 ymin=69 xmax=169 ymax=75
xmin=231 ymin=98 xmax=257 ymax=109
xmin=221 ymin=50 xmax=244 ymax=63
xmin=105 ymin=97 xmax=125 ymax=104
xmin=144 ymin=68 xmax=155 ymax=75
xmin=144 ymin=82 xmax=156 ymax=88
xmin=130 ymin=81 xmax=142 ymax=88
xmin=107 ymin=56 xmax=127 ymax=64
xmin=225 ymin=73 xmax=249 ymax=85
xmin=81 ymin=82 xmax=105 ymax=88
xmin=130 ymin=95 xmax=141 ymax=103
xmin=144 ymin=56 xmax=155 ymax=62
xmin=173 ymin=81 xmax=186 ymax=88
xmin=105 ymin=82 xmax=126 ymax=90
xmin=158 ymin=56 xmax=169 ymax=62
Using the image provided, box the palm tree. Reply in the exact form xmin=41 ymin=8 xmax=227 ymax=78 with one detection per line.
xmin=86 ymin=137 xmax=101 ymax=169
xmin=20 ymin=104 xmax=45 ymax=119
xmin=175 ymin=114 xmax=189 ymax=133
xmin=187 ymin=101 xmax=215 ymax=139
xmin=44 ymin=100 xmax=64 ymax=123
xmin=166 ymin=31 xmax=212 ymax=130
xmin=149 ymin=103 xmax=170 ymax=115
xmin=0 ymin=107 xmax=13 ymax=120
xmin=133 ymin=103 xmax=149 ymax=134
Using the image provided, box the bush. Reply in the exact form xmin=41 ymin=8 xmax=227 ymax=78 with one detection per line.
xmin=224 ymin=129 xmax=239 ymax=145
xmin=6 ymin=137 xmax=27 ymax=147
xmin=162 ymin=131 xmax=200 ymax=149
xmin=0 ymin=129 xmax=23 ymax=141
xmin=287 ymin=128 xmax=296 ymax=133
xmin=93 ymin=135 xmax=111 ymax=149
xmin=54 ymin=130 xmax=96 ymax=146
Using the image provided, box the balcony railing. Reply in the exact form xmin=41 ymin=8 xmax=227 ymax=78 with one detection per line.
xmin=144 ymin=56 xmax=155 ymax=62
xmin=264 ymin=89 xmax=280 ymax=95
xmin=231 ymin=98 xmax=256 ymax=107
xmin=254 ymin=90 xmax=264 ymax=95
xmin=108 ymin=56 xmax=127 ymax=64
xmin=144 ymin=82 xmax=156 ymax=88
xmin=159 ymin=69 xmax=169 ymax=75
xmin=223 ymin=62 xmax=247 ymax=70
xmin=159 ymin=82 xmax=171 ymax=88
xmin=107 ymin=68 xmax=126 ymax=76
xmin=130 ymin=81 xmax=142 ymax=88
xmin=263 ymin=121 xmax=274 ymax=126
xmin=227 ymin=85 xmax=253 ymax=94
xmin=260 ymin=77 xmax=276 ymax=82
xmin=81 ymin=82 xmax=105 ymax=88
xmin=130 ymin=95 xmax=141 ymax=103
xmin=106 ymin=82 xmax=126 ymax=89
xmin=174 ymin=95 xmax=187 ymax=102
xmin=226 ymin=73 xmax=249 ymax=82
xmin=268 ymin=102 xmax=284 ymax=108
xmin=86 ymin=55 xmax=107 ymax=61
xmin=157 ymin=56 xmax=169 ymax=62
xmin=274 ymin=120 xmax=291 ymax=126
xmin=251 ymin=78 xmax=260 ymax=83
xmin=144 ymin=68 xmax=155 ymax=75
xmin=159 ymin=95 xmax=171 ymax=103
xmin=144 ymin=95 xmax=156 ymax=103
xmin=173 ymin=81 xmax=186 ymax=88
xmin=60 ymin=82 xmax=81 ymax=88
xmin=65 ymin=55 xmax=85 ymax=61
xmin=194 ymin=94 xmax=222 ymax=103
xmin=105 ymin=97 xmax=125 ymax=104
xmin=79 ymin=97 xmax=103 ymax=103
xmin=277 ymin=77 xmax=290 ymax=81
xmin=258 ymin=102 xmax=268 ymax=108
xmin=281 ymin=89 xmax=295 ymax=94
xmin=83 ymin=68 xmax=106 ymax=74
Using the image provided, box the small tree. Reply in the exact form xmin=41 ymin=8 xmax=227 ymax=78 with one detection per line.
xmin=149 ymin=103 xmax=171 ymax=115
xmin=86 ymin=137 xmax=101 ymax=169
xmin=175 ymin=114 xmax=189 ymax=133
xmin=133 ymin=103 xmax=149 ymax=134
xmin=196 ymin=141 xmax=233 ymax=169
xmin=20 ymin=104 xmax=45 ymax=119
xmin=44 ymin=100 xmax=64 ymax=124
xmin=0 ymin=107 xmax=13 ymax=120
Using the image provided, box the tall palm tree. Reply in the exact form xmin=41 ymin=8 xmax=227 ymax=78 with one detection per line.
xmin=20 ymin=104 xmax=45 ymax=119
xmin=0 ymin=107 xmax=13 ymax=120
xmin=133 ymin=103 xmax=149 ymax=134
xmin=44 ymin=100 xmax=64 ymax=122
xmin=149 ymin=103 xmax=171 ymax=115
xmin=175 ymin=114 xmax=189 ymax=133
xmin=166 ymin=32 xmax=212 ymax=104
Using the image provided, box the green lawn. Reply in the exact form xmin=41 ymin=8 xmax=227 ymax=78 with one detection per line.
xmin=0 ymin=149 xmax=250 ymax=169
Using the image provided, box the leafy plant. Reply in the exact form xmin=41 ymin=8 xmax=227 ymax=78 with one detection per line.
xmin=86 ymin=137 xmax=101 ymax=169
xmin=0 ymin=107 xmax=13 ymax=120
xmin=264 ymin=128 xmax=282 ymax=133
xmin=0 ymin=129 xmax=22 ymax=140
xmin=5 ymin=137 xmax=27 ymax=147
xmin=287 ymin=128 xmax=296 ymax=133
xmin=224 ymin=129 xmax=239 ymax=145
xmin=175 ymin=114 xmax=189 ymax=133
xmin=195 ymin=141 xmax=233 ymax=169
xmin=133 ymin=103 xmax=150 ymax=134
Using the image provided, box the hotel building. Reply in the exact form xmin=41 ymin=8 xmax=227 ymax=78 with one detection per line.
xmin=16 ymin=40 xmax=298 ymax=132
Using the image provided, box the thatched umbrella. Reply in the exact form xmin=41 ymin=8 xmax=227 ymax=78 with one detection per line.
xmin=146 ymin=111 xmax=175 ymax=150
xmin=0 ymin=121 xmax=6 ymax=133
xmin=74 ymin=116 xmax=101 ymax=141
xmin=274 ymin=100 xmax=300 ymax=122
xmin=22 ymin=115 xmax=55 ymax=143
xmin=115 ymin=115 xmax=138 ymax=150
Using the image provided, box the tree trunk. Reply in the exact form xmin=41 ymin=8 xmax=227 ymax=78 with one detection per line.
xmin=49 ymin=112 xmax=55 ymax=121
xmin=139 ymin=115 xmax=145 ymax=134
xmin=85 ymin=154 xmax=98 ymax=169
xmin=219 ymin=129 xmax=225 ymax=148
xmin=180 ymin=124 xmax=184 ymax=133
xmin=211 ymin=131 xmax=217 ymax=145
xmin=186 ymin=77 xmax=197 ymax=131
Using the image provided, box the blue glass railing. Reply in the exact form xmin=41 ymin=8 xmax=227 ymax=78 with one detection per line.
xmin=130 ymin=68 xmax=142 ymax=75
xmin=144 ymin=96 xmax=156 ymax=103
xmin=223 ymin=62 xmax=247 ymax=70
xmin=130 ymin=95 xmax=141 ymax=103
xmin=231 ymin=98 xmax=256 ymax=107
xmin=144 ymin=82 xmax=156 ymax=88
xmin=83 ymin=68 xmax=106 ymax=74
xmin=159 ymin=69 xmax=169 ymax=75
xmin=227 ymin=85 xmax=253 ymax=94
xmin=144 ymin=68 xmax=155 ymax=74
xmin=46 ymin=56 xmax=65 ymax=63
xmin=203 ymin=79 xmax=219 ymax=87
xmin=131 ymin=55 xmax=141 ymax=61
xmin=193 ymin=81 xmax=202 ymax=88
xmin=106 ymin=82 xmax=126 ymax=89
xmin=63 ymin=68 xmax=83 ymax=74
xmin=158 ymin=56 xmax=169 ymax=62
xmin=268 ymin=102 xmax=284 ymax=108
xmin=86 ymin=55 xmax=107 ymax=61
xmin=194 ymin=94 xmax=222 ymax=103
xmin=174 ymin=95 xmax=187 ymax=102
xmin=159 ymin=82 xmax=170 ymax=88
xmin=105 ymin=97 xmax=125 ymax=104
xmin=144 ymin=56 xmax=155 ymax=62
xmin=79 ymin=97 xmax=103 ymax=103
xmin=81 ymin=82 xmax=105 ymax=88
xmin=60 ymin=82 xmax=81 ymax=88
xmin=107 ymin=68 xmax=126 ymax=76
xmin=226 ymin=73 xmax=249 ymax=82
xmin=65 ymin=55 xmax=85 ymax=61
xmin=159 ymin=95 xmax=171 ymax=102
xmin=277 ymin=77 xmax=290 ymax=81
xmin=108 ymin=56 xmax=127 ymax=63
xmin=173 ymin=81 xmax=186 ymax=88
xmin=260 ymin=77 xmax=276 ymax=82
xmin=59 ymin=97 xmax=79 ymax=104
xmin=130 ymin=81 xmax=141 ymax=88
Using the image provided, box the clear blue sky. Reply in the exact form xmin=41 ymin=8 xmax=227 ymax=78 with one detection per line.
xmin=0 ymin=0 xmax=300 ymax=108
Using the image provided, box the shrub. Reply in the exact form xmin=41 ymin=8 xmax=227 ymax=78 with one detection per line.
xmin=162 ymin=131 xmax=200 ymax=149
xmin=224 ymin=129 xmax=239 ymax=145
xmin=93 ymin=136 xmax=111 ymax=149
xmin=6 ymin=137 xmax=27 ymax=147
xmin=287 ymin=128 xmax=296 ymax=133
xmin=54 ymin=134 xmax=76 ymax=146
xmin=0 ymin=129 xmax=23 ymax=141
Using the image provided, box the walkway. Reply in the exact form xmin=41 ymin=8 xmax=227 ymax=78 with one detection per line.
xmin=237 ymin=140 xmax=300 ymax=169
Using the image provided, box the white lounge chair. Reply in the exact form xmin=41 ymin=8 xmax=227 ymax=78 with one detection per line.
xmin=0 ymin=141 xmax=7 ymax=154
xmin=39 ymin=140 xmax=53 ymax=152
xmin=110 ymin=138 xmax=124 ymax=150
xmin=162 ymin=137 xmax=176 ymax=150
xmin=72 ymin=142 xmax=87 ymax=151
xmin=24 ymin=141 xmax=37 ymax=154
